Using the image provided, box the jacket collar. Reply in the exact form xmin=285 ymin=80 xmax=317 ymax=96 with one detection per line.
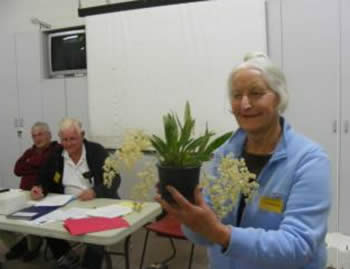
xmin=228 ymin=117 xmax=289 ymax=162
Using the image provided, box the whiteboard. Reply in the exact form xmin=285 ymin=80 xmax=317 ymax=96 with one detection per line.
xmin=86 ymin=0 xmax=266 ymax=148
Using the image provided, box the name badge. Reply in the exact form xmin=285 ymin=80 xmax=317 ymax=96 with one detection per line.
xmin=259 ymin=196 xmax=284 ymax=214
xmin=53 ymin=172 xmax=61 ymax=183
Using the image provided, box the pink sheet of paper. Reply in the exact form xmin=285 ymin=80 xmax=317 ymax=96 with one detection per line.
xmin=64 ymin=217 xmax=129 ymax=236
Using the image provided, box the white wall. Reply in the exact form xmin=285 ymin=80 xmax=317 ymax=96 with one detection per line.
xmin=0 ymin=1 xmax=86 ymax=188
xmin=0 ymin=0 xmax=266 ymax=198
xmin=86 ymin=0 xmax=267 ymax=148
xmin=85 ymin=0 xmax=266 ymax=197
xmin=0 ymin=0 xmax=84 ymax=33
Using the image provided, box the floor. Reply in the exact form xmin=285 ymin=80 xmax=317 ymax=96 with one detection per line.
xmin=0 ymin=228 xmax=209 ymax=269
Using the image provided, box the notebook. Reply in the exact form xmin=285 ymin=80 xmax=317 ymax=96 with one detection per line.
xmin=7 ymin=205 xmax=60 ymax=220
xmin=64 ymin=216 xmax=129 ymax=235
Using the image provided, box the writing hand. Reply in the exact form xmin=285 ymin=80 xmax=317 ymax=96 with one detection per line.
xmin=31 ymin=186 xmax=44 ymax=200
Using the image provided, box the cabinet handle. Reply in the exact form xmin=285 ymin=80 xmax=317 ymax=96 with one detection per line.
xmin=333 ymin=120 xmax=337 ymax=133
xmin=345 ymin=120 xmax=349 ymax=134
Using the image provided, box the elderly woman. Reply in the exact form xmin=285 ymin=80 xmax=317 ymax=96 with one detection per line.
xmin=157 ymin=53 xmax=331 ymax=269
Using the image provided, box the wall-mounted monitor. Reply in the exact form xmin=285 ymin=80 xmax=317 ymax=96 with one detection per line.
xmin=48 ymin=28 xmax=86 ymax=77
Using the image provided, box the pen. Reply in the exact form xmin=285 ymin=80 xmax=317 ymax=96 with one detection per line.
xmin=0 ymin=189 xmax=10 ymax=193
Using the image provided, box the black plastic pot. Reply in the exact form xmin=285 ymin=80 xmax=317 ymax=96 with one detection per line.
xmin=157 ymin=164 xmax=201 ymax=204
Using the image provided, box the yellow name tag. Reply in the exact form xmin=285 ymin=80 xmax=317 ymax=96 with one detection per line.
xmin=53 ymin=172 xmax=61 ymax=183
xmin=259 ymin=196 xmax=284 ymax=214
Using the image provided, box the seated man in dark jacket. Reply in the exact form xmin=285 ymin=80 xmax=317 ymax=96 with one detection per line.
xmin=31 ymin=118 xmax=121 ymax=269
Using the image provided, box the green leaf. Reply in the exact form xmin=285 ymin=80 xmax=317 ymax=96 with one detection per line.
xmin=178 ymin=102 xmax=195 ymax=147
xmin=205 ymin=131 xmax=233 ymax=156
xmin=154 ymin=101 xmax=233 ymax=168
xmin=150 ymin=135 xmax=167 ymax=155
xmin=184 ymin=136 xmax=208 ymax=152
xmin=163 ymin=113 xmax=179 ymax=151
xmin=197 ymin=125 xmax=215 ymax=153
xmin=178 ymin=117 xmax=195 ymax=149
xmin=184 ymin=101 xmax=192 ymax=124
xmin=175 ymin=114 xmax=183 ymax=130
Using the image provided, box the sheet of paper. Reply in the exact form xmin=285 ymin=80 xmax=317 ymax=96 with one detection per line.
xmin=64 ymin=208 xmax=93 ymax=219
xmin=27 ymin=204 xmax=132 ymax=225
xmin=87 ymin=204 xmax=133 ymax=218
xmin=12 ymin=212 xmax=37 ymax=217
xmin=28 ymin=194 xmax=75 ymax=207
xmin=30 ymin=207 xmax=91 ymax=225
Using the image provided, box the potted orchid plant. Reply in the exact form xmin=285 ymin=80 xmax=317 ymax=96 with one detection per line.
xmin=150 ymin=101 xmax=232 ymax=203
xmin=103 ymin=102 xmax=258 ymax=218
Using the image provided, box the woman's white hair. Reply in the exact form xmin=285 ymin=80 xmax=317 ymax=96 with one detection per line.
xmin=58 ymin=118 xmax=84 ymax=136
xmin=228 ymin=52 xmax=289 ymax=113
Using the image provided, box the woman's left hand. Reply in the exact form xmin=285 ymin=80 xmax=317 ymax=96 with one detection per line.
xmin=156 ymin=185 xmax=231 ymax=247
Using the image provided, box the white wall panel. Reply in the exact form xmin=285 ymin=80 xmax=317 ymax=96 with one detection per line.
xmin=15 ymin=32 xmax=43 ymax=150
xmin=65 ymin=77 xmax=89 ymax=133
xmin=280 ymin=0 xmax=340 ymax=232
xmin=0 ymin=34 xmax=22 ymax=188
xmin=41 ymin=79 xmax=66 ymax=141
xmin=86 ymin=0 xmax=266 ymax=147
xmin=265 ymin=0 xmax=282 ymax=68
xmin=339 ymin=0 xmax=350 ymax=235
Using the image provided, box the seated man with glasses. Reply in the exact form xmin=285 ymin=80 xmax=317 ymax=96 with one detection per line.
xmin=31 ymin=118 xmax=121 ymax=269
xmin=3 ymin=122 xmax=59 ymax=262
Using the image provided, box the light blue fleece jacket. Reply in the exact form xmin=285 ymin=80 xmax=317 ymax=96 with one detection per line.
xmin=183 ymin=118 xmax=331 ymax=269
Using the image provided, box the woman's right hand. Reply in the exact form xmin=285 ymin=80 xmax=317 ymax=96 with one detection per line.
xmin=156 ymin=185 xmax=231 ymax=248
xmin=30 ymin=186 xmax=44 ymax=200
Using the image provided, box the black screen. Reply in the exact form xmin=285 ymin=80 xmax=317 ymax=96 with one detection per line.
xmin=51 ymin=32 xmax=86 ymax=72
